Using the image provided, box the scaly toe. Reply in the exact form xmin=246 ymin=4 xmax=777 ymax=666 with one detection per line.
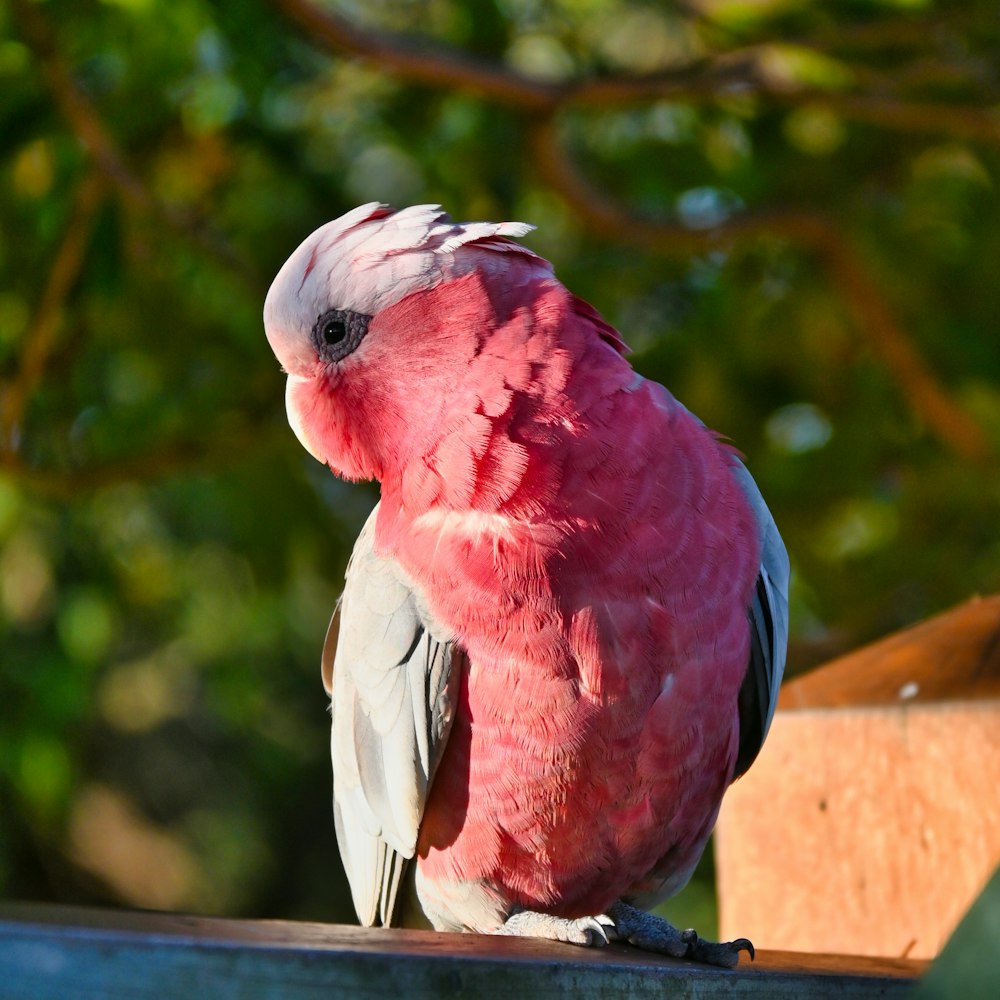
xmin=609 ymin=902 xmax=754 ymax=967
xmin=683 ymin=929 xmax=755 ymax=968
xmin=499 ymin=909 xmax=616 ymax=947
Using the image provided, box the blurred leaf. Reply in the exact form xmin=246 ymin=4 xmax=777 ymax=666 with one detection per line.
xmin=915 ymin=867 xmax=1000 ymax=1000
xmin=759 ymin=44 xmax=855 ymax=90
xmin=783 ymin=106 xmax=846 ymax=157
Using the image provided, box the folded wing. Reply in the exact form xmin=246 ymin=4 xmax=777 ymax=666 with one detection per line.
xmin=323 ymin=503 xmax=461 ymax=925
xmin=729 ymin=461 xmax=790 ymax=780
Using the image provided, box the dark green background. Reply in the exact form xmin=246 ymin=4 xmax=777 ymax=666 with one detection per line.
xmin=1 ymin=0 xmax=998 ymax=933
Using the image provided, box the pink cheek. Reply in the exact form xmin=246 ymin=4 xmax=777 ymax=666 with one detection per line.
xmin=286 ymin=374 xmax=380 ymax=482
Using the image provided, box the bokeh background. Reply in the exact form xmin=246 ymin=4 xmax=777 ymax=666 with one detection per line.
xmin=2 ymin=0 xmax=998 ymax=933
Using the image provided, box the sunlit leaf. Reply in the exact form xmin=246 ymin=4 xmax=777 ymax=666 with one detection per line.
xmin=759 ymin=44 xmax=855 ymax=90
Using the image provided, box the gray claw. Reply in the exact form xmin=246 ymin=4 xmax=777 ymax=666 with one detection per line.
xmin=682 ymin=928 xmax=755 ymax=968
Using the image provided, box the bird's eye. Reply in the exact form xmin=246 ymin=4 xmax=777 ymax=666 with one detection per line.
xmin=312 ymin=308 xmax=371 ymax=363
xmin=322 ymin=318 xmax=347 ymax=345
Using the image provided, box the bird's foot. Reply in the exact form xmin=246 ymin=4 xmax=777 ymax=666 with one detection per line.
xmin=497 ymin=909 xmax=616 ymax=946
xmin=495 ymin=902 xmax=752 ymax=967
xmin=609 ymin=901 xmax=754 ymax=969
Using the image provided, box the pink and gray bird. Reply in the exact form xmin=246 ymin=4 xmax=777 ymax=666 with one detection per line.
xmin=264 ymin=204 xmax=788 ymax=966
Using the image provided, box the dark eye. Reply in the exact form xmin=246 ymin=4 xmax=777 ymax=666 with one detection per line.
xmin=321 ymin=317 xmax=347 ymax=345
xmin=311 ymin=308 xmax=370 ymax=363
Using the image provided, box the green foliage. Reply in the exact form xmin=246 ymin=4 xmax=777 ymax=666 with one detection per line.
xmin=915 ymin=867 xmax=1000 ymax=1000
xmin=1 ymin=0 xmax=998 ymax=933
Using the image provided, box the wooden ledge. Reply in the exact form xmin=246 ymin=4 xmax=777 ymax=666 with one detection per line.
xmin=0 ymin=902 xmax=924 ymax=999
xmin=778 ymin=593 xmax=1000 ymax=711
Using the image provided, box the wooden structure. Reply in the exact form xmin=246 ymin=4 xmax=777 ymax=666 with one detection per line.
xmin=716 ymin=594 xmax=1000 ymax=960
xmin=0 ymin=902 xmax=922 ymax=999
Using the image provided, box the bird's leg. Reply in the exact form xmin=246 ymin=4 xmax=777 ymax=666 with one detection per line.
xmin=496 ymin=908 xmax=617 ymax=946
xmin=608 ymin=900 xmax=754 ymax=968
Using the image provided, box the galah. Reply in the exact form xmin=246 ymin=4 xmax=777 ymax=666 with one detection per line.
xmin=264 ymin=204 xmax=788 ymax=967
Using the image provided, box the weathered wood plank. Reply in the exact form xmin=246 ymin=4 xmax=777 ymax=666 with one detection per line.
xmin=0 ymin=903 xmax=922 ymax=999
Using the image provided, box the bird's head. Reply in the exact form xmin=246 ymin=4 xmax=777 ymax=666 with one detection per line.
xmin=263 ymin=203 xmax=551 ymax=483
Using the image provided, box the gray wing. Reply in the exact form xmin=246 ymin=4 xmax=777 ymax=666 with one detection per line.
xmin=730 ymin=461 xmax=790 ymax=780
xmin=322 ymin=502 xmax=461 ymax=926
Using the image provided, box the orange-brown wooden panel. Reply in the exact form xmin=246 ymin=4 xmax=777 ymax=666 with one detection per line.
xmin=716 ymin=593 xmax=1000 ymax=961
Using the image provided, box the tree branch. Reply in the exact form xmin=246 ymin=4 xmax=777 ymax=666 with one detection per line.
xmin=11 ymin=0 xmax=150 ymax=210
xmin=529 ymin=120 xmax=830 ymax=251
xmin=273 ymin=0 xmax=1000 ymax=143
xmin=761 ymin=88 xmax=1000 ymax=146
xmin=0 ymin=423 xmax=290 ymax=500
xmin=818 ymin=234 xmax=992 ymax=462
xmin=11 ymin=0 xmax=257 ymax=281
xmin=530 ymin=121 xmax=992 ymax=462
xmin=0 ymin=172 xmax=106 ymax=456
xmin=272 ymin=0 xmax=557 ymax=109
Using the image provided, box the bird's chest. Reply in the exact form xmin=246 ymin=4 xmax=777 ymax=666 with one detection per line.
xmin=400 ymin=509 xmax=723 ymax=755
xmin=418 ymin=624 xmax=734 ymax=912
xmin=410 ymin=521 xmax=741 ymax=910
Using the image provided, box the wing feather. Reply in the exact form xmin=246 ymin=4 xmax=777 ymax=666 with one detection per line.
xmin=730 ymin=460 xmax=790 ymax=779
xmin=325 ymin=502 xmax=460 ymax=925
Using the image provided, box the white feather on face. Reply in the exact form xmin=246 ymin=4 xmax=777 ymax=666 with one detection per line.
xmin=263 ymin=203 xmax=550 ymax=379
xmin=283 ymin=374 xmax=324 ymax=462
